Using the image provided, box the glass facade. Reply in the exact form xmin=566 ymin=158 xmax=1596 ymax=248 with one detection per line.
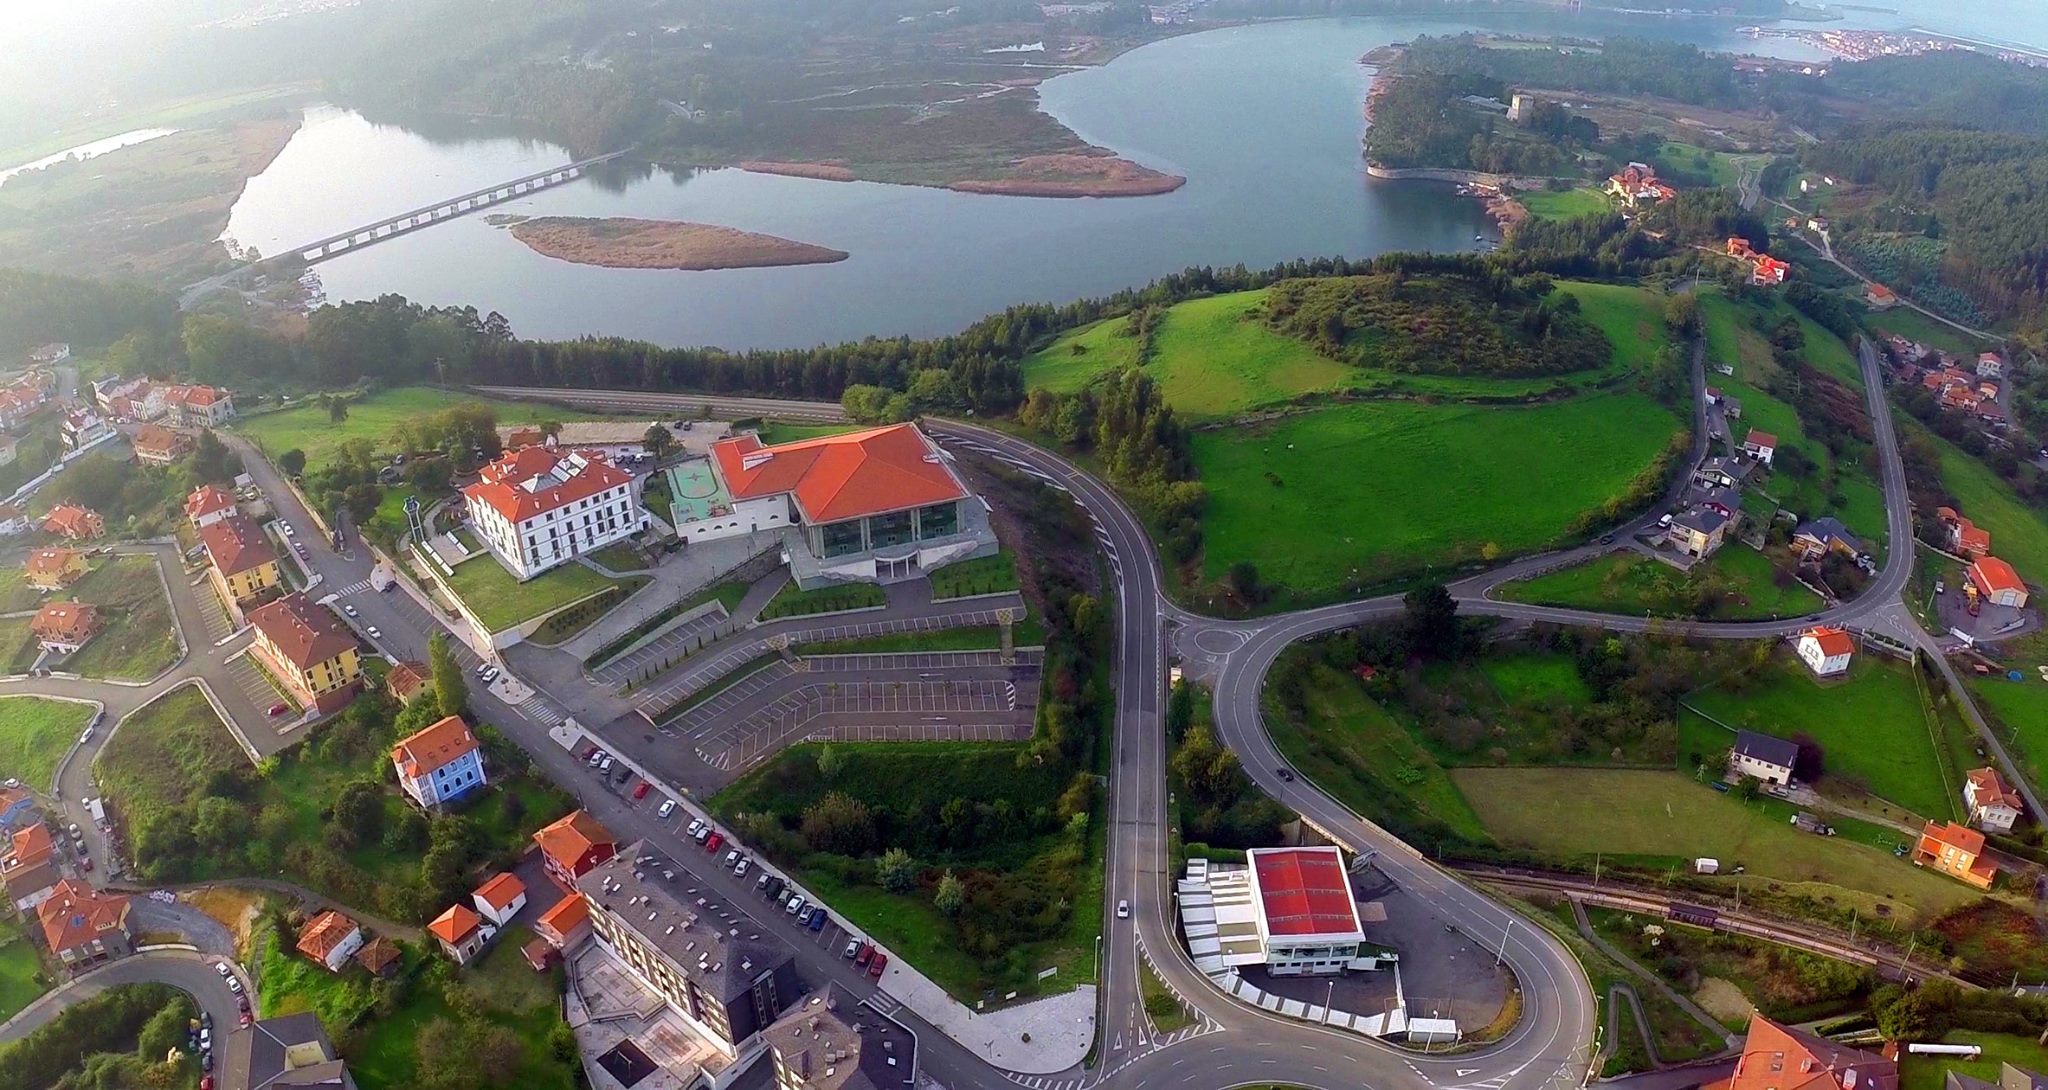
xmin=869 ymin=510 xmax=914 ymax=550
xmin=917 ymin=501 xmax=958 ymax=539
xmin=820 ymin=520 xmax=865 ymax=558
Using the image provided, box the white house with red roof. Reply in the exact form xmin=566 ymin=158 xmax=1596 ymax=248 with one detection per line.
xmin=1964 ymin=767 xmax=2024 ymax=834
xmin=1244 ymin=847 xmax=1370 ymax=976
xmin=461 ymin=447 xmax=645 ymax=580
xmin=695 ymin=422 xmax=997 ymax=588
xmin=1794 ymin=626 xmax=1853 ymax=678
xmin=1740 ymin=429 xmax=1777 ymax=466
xmin=390 ymin=714 xmax=486 ymax=809
xmin=1969 ymin=556 xmax=2029 ymax=609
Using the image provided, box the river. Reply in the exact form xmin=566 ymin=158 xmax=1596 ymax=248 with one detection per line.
xmin=218 ymin=6 xmax=1987 ymax=350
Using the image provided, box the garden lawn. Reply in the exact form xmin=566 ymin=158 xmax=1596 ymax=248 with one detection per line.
xmin=1142 ymin=290 xmax=1353 ymax=418
xmin=1519 ymin=188 xmax=1610 ymax=221
xmin=1685 ymin=656 xmax=1957 ymax=819
xmin=1192 ymin=391 xmax=1680 ymax=599
xmin=1020 ymin=316 xmax=1144 ymax=394
xmin=1496 ymin=547 xmax=1823 ymax=621
xmin=929 ymin=550 xmax=1019 ymax=600
xmin=444 ymin=554 xmax=624 ymax=632
xmin=1480 ymin=654 xmax=1592 ymax=705
xmin=1866 ymin=308 xmax=1984 ymax=358
xmin=0 ymin=617 xmax=41 ymax=676
xmin=235 ymin=386 xmax=640 ymax=472
xmin=0 ymin=916 xmax=43 ymax=1022
xmin=759 ymin=580 xmax=885 ymax=620
xmin=62 ymin=556 xmax=179 ymax=681
xmin=0 ymin=696 xmax=96 ymax=790
xmin=96 ymin=685 xmax=242 ymax=829
xmin=1454 ymin=767 xmax=1977 ymax=918
xmin=1557 ymin=281 xmax=1666 ymax=374
xmin=1900 ymin=1032 xmax=2048 ymax=1090
xmin=0 ymin=567 xmax=40 ymax=613
xmin=1934 ymin=435 xmax=2048 ymax=580
xmin=1266 ymin=659 xmax=1487 ymax=842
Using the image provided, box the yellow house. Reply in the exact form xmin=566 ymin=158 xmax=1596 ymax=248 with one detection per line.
xmin=199 ymin=514 xmax=282 ymax=610
xmin=248 ymin=593 xmax=363 ymax=715
xmin=23 ymin=547 xmax=87 ymax=592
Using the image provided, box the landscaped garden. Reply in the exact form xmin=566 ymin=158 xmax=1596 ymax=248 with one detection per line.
xmin=0 ymin=695 xmax=95 ymax=790
xmin=443 ymin=553 xmax=634 ymax=633
xmin=759 ymin=579 xmax=886 ymax=620
xmin=0 ymin=915 xmax=45 ymax=1022
xmin=234 ymin=386 xmax=626 ymax=474
xmin=928 ymin=549 xmax=1020 ymax=600
xmin=1517 ymin=187 xmax=1609 ymax=222
xmin=1495 ymin=546 xmax=1824 ymax=621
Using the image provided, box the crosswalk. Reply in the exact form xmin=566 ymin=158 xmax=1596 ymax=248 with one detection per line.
xmin=517 ymin=693 xmax=566 ymax=727
xmin=330 ymin=579 xmax=373 ymax=598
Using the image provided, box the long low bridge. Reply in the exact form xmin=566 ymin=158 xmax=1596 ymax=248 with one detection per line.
xmin=289 ymin=149 xmax=632 ymax=263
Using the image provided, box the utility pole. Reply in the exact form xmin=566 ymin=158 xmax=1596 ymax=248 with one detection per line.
xmin=1594 ymin=852 xmax=1602 ymax=888
xmin=1496 ymin=919 xmax=1513 ymax=968
xmin=1902 ymin=935 xmax=1918 ymax=980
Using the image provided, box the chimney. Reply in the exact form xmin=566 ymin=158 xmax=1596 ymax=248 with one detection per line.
xmin=1844 ymin=1068 xmax=1858 ymax=1090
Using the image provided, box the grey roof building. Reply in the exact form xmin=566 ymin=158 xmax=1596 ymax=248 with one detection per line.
xmin=1733 ymin=730 xmax=1799 ymax=773
xmin=226 ymin=1012 xmax=355 ymax=1089
xmin=1949 ymin=1064 xmax=2048 ymax=1090
xmin=763 ymin=983 xmax=918 ymax=1090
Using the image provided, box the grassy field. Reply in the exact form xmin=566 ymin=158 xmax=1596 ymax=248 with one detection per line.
xmin=235 ymin=386 xmax=634 ymax=473
xmin=759 ymin=580 xmax=886 ymax=620
xmin=1020 ymin=316 xmax=1144 ymax=394
xmin=1194 ymin=391 xmax=1680 ymax=598
xmin=95 ymin=685 xmax=242 ymax=827
xmin=1496 ymin=547 xmax=1824 ymax=621
xmin=1900 ymin=1032 xmax=2048 ymax=1090
xmin=0 ymin=915 xmax=43 ymax=1023
xmin=1685 ymin=656 xmax=1957 ymax=819
xmin=1934 ymin=436 xmax=2048 ymax=581
xmin=346 ymin=927 xmax=577 ymax=1090
xmin=0 ymin=83 xmax=315 ymax=166
xmin=0 ymin=567 xmax=40 ymax=614
xmin=1519 ymin=187 xmax=1610 ymax=221
xmin=1266 ymin=659 xmax=1488 ymax=842
xmin=0 ymin=696 xmax=95 ymax=791
xmin=1480 ymin=654 xmax=1593 ymax=705
xmin=60 ymin=556 xmax=179 ymax=681
xmin=444 ymin=554 xmax=626 ymax=632
xmin=1559 ymin=281 xmax=1666 ymax=374
xmin=1866 ymin=307 xmax=1984 ymax=357
xmin=753 ymin=421 xmax=868 ymax=444
xmin=1454 ymin=767 xmax=1978 ymax=918
xmin=0 ymin=616 xmax=42 ymax=676
xmin=929 ymin=550 xmax=1019 ymax=600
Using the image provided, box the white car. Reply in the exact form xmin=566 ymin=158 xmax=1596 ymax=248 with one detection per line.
xmin=481 ymin=666 xmax=500 ymax=682
xmin=734 ymin=859 xmax=750 ymax=878
xmin=474 ymin=662 xmax=493 ymax=678
xmin=341 ymin=604 xmax=358 ymax=618
xmin=724 ymin=849 xmax=740 ymax=867
xmin=225 ymin=975 xmax=243 ymax=995
xmin=79 ymin=727 xmax=93 ymax=744
xmin=658 ymin=800 xmax=678 ymax=820
xmin=365 ymin=626 xmax=382 ymax=640
xmin=787 ymin=896 xmax=807 ymax=917
xmin=215 ymin=962 xmax=234 ymax=979
xmin=685 ymin=818 xmax=704 ymax=838
xmin=1117 ymin=900 xmax=1130 ymax=919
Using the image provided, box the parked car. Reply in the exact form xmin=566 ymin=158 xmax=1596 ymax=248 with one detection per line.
xmin=589 ymin=751 xmax=607 ymax=769
xmin=199 ymin=1028 xmax=211 ymax=1050
xmin=79 ymin=855 xmax=91 ymax=872
xmin=787 ymin=896 xmax=807 ymax=917
xmin=808 ymin=909 xmax=828 ymax=932
xmin=685 ymin=818 xmax=704 ymax=838
xmin=365 ymin=626 xmax=382 ymax=639
xmin=612 ymin=765 xmax=631 ymax=784
xmin=341 ymin=604 xmax=358 ymax=618
xmin=474 ymin=662 xmax=492 ymax=678
xmin=268 ymin=702 xmax=289 ymax=717
xmin=704 ymin=832 xmax=724 ymax=853
xmin=598 ymin=756 xmax=614 ymax=773
xmin=216 ymin=962 xmax=234 ymax=979
xmin=844 ymin=940 xmax=861 ymax=959
xmin=756 ymin=873 xmax=774 ymax=893
xmin=632 ymin=781 xmax=650 ymax=800
xmin=766 ymin=878 xmax=787 ymax=900
xmin=226 ymin=976 xmax=243 ymax=995
xmin=693 ymin=824 xmax=712 ymax=844
xmin=79 ymin=727 xmax=93 ymax=744
xmin=734 ymin=859 xmax=750 ymax=878
xmin=481 ymin=666 xmax=500 ymax=683
xmin=657 ymin=799 xmax=678 ymax=820
xmin=868 ymin=953 xmax=888 ymax=979
xmin=724 ymin=849 xmax=740 ymax=868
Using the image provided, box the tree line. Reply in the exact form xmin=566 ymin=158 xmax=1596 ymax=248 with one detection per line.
xmin=1259 ymin=270 xmax=1613 ymax=377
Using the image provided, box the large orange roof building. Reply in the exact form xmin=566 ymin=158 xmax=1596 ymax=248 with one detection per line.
xmin=1704 ymin=1016 xmax=1896 ymax=1090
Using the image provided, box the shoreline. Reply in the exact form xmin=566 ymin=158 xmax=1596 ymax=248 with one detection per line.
xmin=503 ymin=216 xmax=849 ymax=271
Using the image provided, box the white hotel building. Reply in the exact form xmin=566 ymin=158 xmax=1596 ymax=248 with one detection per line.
xmin=461 ymin=447 xmax=646 ymax=580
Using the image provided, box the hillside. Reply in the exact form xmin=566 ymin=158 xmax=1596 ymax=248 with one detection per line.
xmin=1259 ymin=273 xmax=1611 ymax=378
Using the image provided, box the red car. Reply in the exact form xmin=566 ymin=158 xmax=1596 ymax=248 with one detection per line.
xmin=853 ymin=943 xmax=874 ymax=968
xmin=868 ymin=952 xmax=887 ymax=979
xmin=632 ymin=781 xmax=651 ymax=800
xmin=268 ymin=703 xmax=288 ymax=717
xmin=704 ymin=832 xmax=724 ymax=853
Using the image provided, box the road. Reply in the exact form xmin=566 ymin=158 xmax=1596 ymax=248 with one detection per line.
xmin=0 ymin=948 xmax=246 ymax=1047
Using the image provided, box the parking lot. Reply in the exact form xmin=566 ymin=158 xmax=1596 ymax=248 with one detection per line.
xmin=594 ymin=607 xmax=733 ymax=685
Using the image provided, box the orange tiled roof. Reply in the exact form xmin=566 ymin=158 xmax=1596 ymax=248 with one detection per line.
xmin=9 ymin=823 xmax=55 ymax=869
xmin=391 ymin=715 xmax=479 ymax=780
xmin=474 ymin=872 xmax=526 ymax=912
xmin=1703 ymin=1016 xmax=1895 ymax=1090
xmin=462 ymin=447 xmax=631 ymax=524
xmin=387 ymin=661 xmax=429 ymax=702
xmin=534 ymin=810 xmax=613 ymax=870
xmin=41 ymin=505 xmax=101 ymax=539
xmin=30 ymin=601 xmax=97 ymax=642
xmin=1970 ymin=557 xmax=2025 ymax=595
xmin=711 ymin=423 xmax=968 ymax=525
xmin=36 ymin=878 xmax=128 ymax=953
xmin=1744 ymin=429 xmax=1778 ymax=450
xmin=1922 ymin=820 xmax=1986 ymax=856
xmin=537 ymin=892 xmax=590 ymax=938
xmin=23 ymin=547 xmax=80 ymax=578
xmin=1802 ymin=627 xmax=1854 ymax=659
xmin=185 ymin=484 xmax=236 ymax=520
xmin=133 ymin=423 xmax=187 ymax=458
xmin=200 ymin=513 xmax=278 ymax=578
xmin=295 ymin=909 xmax=359 ymax=962
xmin=429 ymin=902 xmax=483 ymax=945
xmin=249 ymin=593 xmax=356 ymax=670
xmin=1968 ymin=767 xmax=2023 ymax=811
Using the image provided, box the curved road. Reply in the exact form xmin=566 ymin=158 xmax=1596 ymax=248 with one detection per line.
xmin=0 ymin=948 xmax=246 ymax=1046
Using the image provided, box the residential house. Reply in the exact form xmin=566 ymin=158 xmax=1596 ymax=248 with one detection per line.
xmin=2 ymin=824 xmax=60 ymax=914
xmin=1705 ymin=386 xmax=1723 ymax=405
xmin=23 ymin=547 xmax=85 ymax=591
xmin=158 ymin=384 xmax=236 ymax=427
xmin=28 ymin=344 xmax=69 ymax=366
xmin=1866 ymin=283 xmax=1898 ymax=309
xmin=1666 ymin=505 xmax=1730 ymax=560
xmin=200 ymin=513 xmax=282 ymax=615
xmin=227 ymin=1012 xmax=357 ymax=1090
xmin=1607 ymin=163 xmax=1676 ymax=207
xmin=473 ymin=872 xmax=527 ymax=926
xmin=1948 ymin=1063 xmax=2048 ymax=1090
xmin=1700 ymin=1015 xmax=1895 ymax=1090
xmin=36 ymin=878 xmax=132 ymax=971
xmin=390 ymin=715 xmax=486 ymax=809
xmin=356 ymin=936 xmax=401 ymax=978
xmin=0 ymin=785 xmax=38 ymax=831
xmin=535 ymin=891 xmax=591 ymax=950
xmin=185 ymin=484 xmax=237 ymax=530
xmin=1791 ymin=517 xmax=1859 ymax=561
xmin=0 ymin=504 xmax=28 ymax=537
xmin=295 ymin=909 xmax=365 ymax=973
xmin=578 ymin=841 xmax=800 ymax=1067
xmin=763 ymin=984 xmax=919 ymax=1090
xmin=1740 ymin=430 xmax=1777 ymax=466
xmin=41 ymin=504 xmax=103 ymax=540
xmin=30 ymin=601 xmax=98 ymax=654
xmin=461 ymin=446 xmax=645 ymax=581
xmin=247 ymin=593 xmax=363 ymax=715
xmin=0 ymin=386 xmax=46 ymax=430
xmin=1794 ymin=627 xmax=1854 ymax=678
xmin=1968 ymin=557 xmax=2030 ymax=609
xmin=385 ymin=661 xmax=430 ymax=704
xmin=58 ymin=408 xmax=110 ymax=452
xmin=1964 ymin=767 xmax=2024 ymax=834
xmin=1693 ymin=455 xmax=1757 ymax=492
xmin=534 ymin=810 xmax=616 ymax=888
xmin=428 ymin=902 xmax=495 ymax=965
xmin=1730 ymin=730 xmax=1798 ymax=786
xmin=1977 ymin=352 xmax=2005 ymax=379
xmin=91 ymin=375 xmax=150 ymax=417
xmin=1938 ymin=507 xmax=1992 ymax=558
xmin=131 ymin=423 xmax=193 ymax=466
xmin=1750 ymin=255 xmax=1790 ymax=285
xmin=0 ymin=434 xmax=18 ymax=467
xmin=1914 ymin=820 xmax=1999 ymax=889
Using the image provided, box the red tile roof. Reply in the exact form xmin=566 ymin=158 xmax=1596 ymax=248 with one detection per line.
xmin=429 ymin=902 xmax=484 ymax=945
xmin=1968 ymin=767 xmax=2023 ymax=811
xmin=1970 ymin=556 xmax=2025 ymax=596
xmin=30 ymin=601 xmax=97 ymax=643
xmin=249 ymin=593 xmax=356 ymax=670
xmin=200 ymin=514 xmax=277 ymax=578
xmin=711 ymin=423 xmax=969 ymax=525
xmin=1802 ymin=626 xmax=1854 ymax=659
xmin=1744 ymin=429 xmax=1778 ymax=450
xmin=185 ymin=484 xmax=236 ymax=521
xmin=23 ymin=548 xmax=81 ymax=580
xmin=1922 ymin=820 xmax=1986 ymax=856
xmin=133 ymin=423 xmax=189 ymax=459
xmin=161 ymin=384 xmax=229 ymax=409
xmin=41 ymin=504 xmax=102 ymax=539
xmin=9 ymin=823 xmax=55 ymax=869
xmin=36 ymin=878 xmax=129 ymax=954
xmin=296 ymin=910 xmax=359 ymax=963
xmin=1704 ymin=1016 xmax=1895 ymax=1090
xmin=391 ymin=715 xmax=479 ymax=780
xmin=474 ymin=872 xmax=526 ymax=912
xmin=534 ymin=810 xmax=614 ymax=873
xmin=1250 ymin=847 xmax=1362 ymax=938
xmin=387 ymin=661 xmax=430 ymax=703
xmin=537 ymin=892 xmax=590 ymax=942
xmin=463 ymin=447 xmax=631 ymax=524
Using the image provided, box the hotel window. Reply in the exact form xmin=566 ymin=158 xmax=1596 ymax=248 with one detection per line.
xmin=821 ymin=520 xmax=864 ymax=558
xmin=870 ymin=510 xmax=914 ymax=550
xmin=917 ymin=501 xmax=958 ymax=538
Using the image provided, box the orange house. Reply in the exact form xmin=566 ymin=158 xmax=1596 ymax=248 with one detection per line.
xmin=1913 ymin=821 xmax=1998 ymax=889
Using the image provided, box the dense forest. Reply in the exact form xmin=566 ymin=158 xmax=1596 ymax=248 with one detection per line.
xmin=1363 ymin=72 xmax=1587 ymax=176
xmin=1400 ymin=35 xmax=1742 ymax=108
xmin=1770 ymin=51 xmax=2048 ymax=139
xmin=1260 ymin=271 xmax=1612 ymax=376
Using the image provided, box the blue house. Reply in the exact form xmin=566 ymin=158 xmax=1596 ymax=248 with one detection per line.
xmin=391 ymin=715 xmax=487 ymax=809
